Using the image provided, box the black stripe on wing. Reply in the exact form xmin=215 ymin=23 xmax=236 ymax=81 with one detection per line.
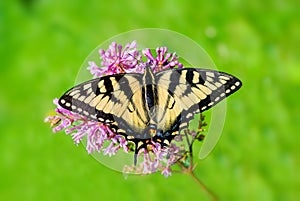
xmin=58 ymin=73 xmax=142 ymax=123
xmin=157 ymin=68 xmax=242 ymax=133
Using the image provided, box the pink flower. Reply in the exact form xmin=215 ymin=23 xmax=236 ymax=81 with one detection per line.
xmin=142 ymin=47 xmax=183 ymax=72
xmin=161 ymin=166 xmax=172 ymax=177
xmin=88 ymin=41 xmax=141 ymax=77
xmin=45 ymin=99 xmax=127 ymax=155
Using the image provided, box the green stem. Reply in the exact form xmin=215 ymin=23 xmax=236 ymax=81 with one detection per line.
xmin=176 ymin=160 xmax=218 ymax=201
xmin=187 ymin=170 xmax=218 ymax=201
xmin=178 ymin=114 xmax=217 ymax=200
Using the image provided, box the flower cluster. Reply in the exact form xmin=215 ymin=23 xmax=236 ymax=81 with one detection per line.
xmin=143 ymin=47 xmax=183 ymax=72
xmin=45 ymin=99 xmax=129 ymax=156
xmin=87 ymin=41 xmax=142 ymax=77
xmin=45 ymin=41 xmax=204 ymax=177
xmin=123 ymin=137 xmax=187 ymax=177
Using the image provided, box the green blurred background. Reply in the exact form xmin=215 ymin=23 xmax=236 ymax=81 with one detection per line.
xmin=1 ymin=0 xmax=299 ymax=200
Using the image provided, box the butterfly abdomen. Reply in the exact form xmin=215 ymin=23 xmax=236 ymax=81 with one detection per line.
xmin=142 ymin=66 xmax=159 ymax=118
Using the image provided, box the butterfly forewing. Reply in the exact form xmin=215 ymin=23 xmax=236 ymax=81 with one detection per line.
xmin=155 ymin=68 xmax=242 ymax=129
xmin=59 ymin=73 xmax=142 ymax=123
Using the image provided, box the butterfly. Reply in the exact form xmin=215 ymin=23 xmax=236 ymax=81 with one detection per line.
xmin=58 ymin=65 xmax=242 ymax=161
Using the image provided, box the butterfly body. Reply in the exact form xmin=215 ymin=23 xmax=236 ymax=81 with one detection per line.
xmin=59 ymin=65 xmax=242 ymax=155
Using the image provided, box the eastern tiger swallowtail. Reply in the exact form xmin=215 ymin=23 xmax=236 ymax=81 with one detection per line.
xmin=58 ymin=65 xmax=242 ymax=162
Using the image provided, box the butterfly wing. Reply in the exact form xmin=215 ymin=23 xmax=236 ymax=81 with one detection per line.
xmin=155 ymin=68 xmax=242 ymax=131
xmin=58 ymin=73 xmax=150 ymax=131
xmin=58 ymin=68 xmax=242 ymax=159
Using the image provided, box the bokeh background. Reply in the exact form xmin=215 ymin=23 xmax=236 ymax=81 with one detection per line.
xmin=1 ymin=0 xmax=299 ymax=200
